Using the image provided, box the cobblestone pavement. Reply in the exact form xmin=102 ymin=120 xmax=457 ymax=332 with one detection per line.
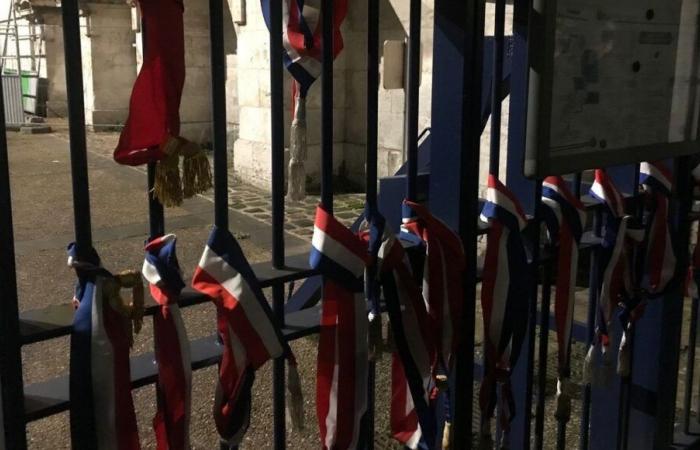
xmin=205 ymin=181 xmax=366 ymax=241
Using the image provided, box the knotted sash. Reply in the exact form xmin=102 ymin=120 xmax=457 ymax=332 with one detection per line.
xmin=192 ymin=226 xmax=302 ymax=446
xmin=479 ymin=175 xmax=530 ymax=443
xmin=587 ymin=170 xmax=643 ymax=380
xmin=311 ymin=205 xmax=370 ymax=450
xmin=68 ymin=244 xmax=143 ymax=449
xmin=377 ymin=227 xmax=436 ymax=450
xmin=142 ymin=234 xmax=192 ymax=450
xmin=640 ymin=162 xmax=676 ymax=295
xmin=115 ymin=0 xmax=211 ymax=206
xmin=261 ymin=0 xmax=348 ymax=200
xmin=541 ymin=176 xmax=586 ymax=419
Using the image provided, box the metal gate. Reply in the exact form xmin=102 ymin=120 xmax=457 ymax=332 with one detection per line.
xmin=1 ymin=0 xmax=699 ymax=449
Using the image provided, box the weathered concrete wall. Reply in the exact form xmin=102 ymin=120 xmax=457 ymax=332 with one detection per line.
xmin=42 ymin=10 xmax=67 ymax=117
xmin=80 ymin=3 xmax=135 ymax=130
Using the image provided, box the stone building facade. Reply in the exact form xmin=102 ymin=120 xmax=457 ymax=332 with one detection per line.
xmin=27 ymin=0 xmax=510 ymax=194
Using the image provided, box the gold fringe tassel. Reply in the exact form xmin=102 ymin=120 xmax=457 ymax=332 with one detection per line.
xmin=104 ymin=269 xmax=145 ymax=348
xmin=181 ymin=140 xmax=213 ymax=198
xmin=153 ymin=136 xmax=213 ymax=207
xmin=153 ymin=150 xmax=183 ymax=207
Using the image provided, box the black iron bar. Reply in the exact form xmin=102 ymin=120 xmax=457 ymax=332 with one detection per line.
xmin=359 ymin=0 xmax=380 ymax=447
xmin=366 ymin=0 xmax=379 ymax=212
xmin=320 ymin=0 xmax=334 ymax=212
xmin=489 ymin=0 xmax=506 ymax=176
xmin=404 ymin=0 xmax=421 ymax=202
xmin=618 ymin=167 xmax=643 ymax=450
xmin=534 ymin=262 xmax=553 ymax=450
xmin=61 ymin=0 xmax=92 ymax=256
xmin=451 ymin=0 xmax=484 ymax=447
xmin=270 ymin=0 xmax=285 ymax=267
xmin=686 ymin=295 xmax=699 ymax=432
xmin=210 ymin=0 xmax=228 ymax=230
xmin=0 ymin=48 xmax=28 ymax=449
xmin=142 ymin=21 xmax=165 ymax=238
xmin=268 ymin=1 xmax=286 ymax=448
xmin=574 ymin=172 xmax=582 ymax=198
xmin=522 ymin=183 xmax=543 ymax=448
xmin=580 ymin=209 xmax=602 ymax=450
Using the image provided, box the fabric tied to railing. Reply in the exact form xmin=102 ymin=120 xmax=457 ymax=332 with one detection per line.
xmin=587 ymin=170 xmax=643 ymax=380
xmin=311 ymin=205 xmax=370 ymax=450
xmin=68 ymin=243 xmax=144 ymax=450
xmin=640 ymin=162 xmax=676 ymax=296
xmin=377 ymin=226 xmax=436 ymax=450
xmin=114 ymin=0 xmax=211 ymax=207
xmin=192 ymin=226 xmax=303 ymax=447
xmin=541 ymin=176 xmax=586 ymax=420
xmin=401 ymin=199 xmax=464 ymax=449
xmin=478 ymin=175 xmax=529 ymax=446
xmin=261 ymin=0 xmax=348 ymax=201
xmin=142 ymin=234 xmax=192 ymax=450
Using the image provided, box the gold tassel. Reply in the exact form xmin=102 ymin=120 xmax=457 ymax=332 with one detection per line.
xmin=582 ymin=344 xmax=595 ymax=385
xmin=286 ymin=359 xmax=305 ymax=431
xmin=287 ymin=92 xmax=307 ymax=202
xmin=153 ymin=150 xmax=183 ymax=207
xmin=554 ymin=378 xmax=572 ymax=422
xmin=181 ymin=139 xmax=213 ymax=198
xmin=442 ymin=421 xmax=451 ymax=449
xmin=104 ymin=269 xmax=144 ymax=348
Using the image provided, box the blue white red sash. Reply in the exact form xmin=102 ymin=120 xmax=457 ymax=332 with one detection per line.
xmin=68 ymin=244 xmax=141 ymax=449
xmin=311 ymin=205 xmax=369 ymax=450
xmin=378 ymin=228 xmax=435 ymax=450
xmin=586 ymin=170 xmax=643 ymax=380
xmin=142 ymin=234 xmax=192 ymax=450
xmin=640 ymin=162 xmax=676 ymax=295
xmin=541 ymin=176 xmax=586 ymax=416
xmin=192 ymin=226 xmax=291 ymax=446
xmin=261 ymin=0 xmax=348 ymax=97
xmin=401 ymin=200 xmax=465 ymax=386
xmin=479 ymin=175 xmax=529 ymax=441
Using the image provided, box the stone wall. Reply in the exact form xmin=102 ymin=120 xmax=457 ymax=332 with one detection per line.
xmin=42 ymin=10 xmax=67 ymax=117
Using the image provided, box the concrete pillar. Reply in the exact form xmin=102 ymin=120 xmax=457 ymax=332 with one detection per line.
xmin=80 ymin=3 xmax=135 ymax=130
xmin=41 ymin=10 xmax=67 ymax=118
xmin=232 ymin=0 xmax=346 ymax=192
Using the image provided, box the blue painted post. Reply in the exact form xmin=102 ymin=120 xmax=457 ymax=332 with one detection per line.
xmin=429 ymin=0 xmax=484 ymax=448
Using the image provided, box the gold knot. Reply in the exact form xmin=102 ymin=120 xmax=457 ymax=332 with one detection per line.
xmin=103 ymin=269 xmax=145 ymax=347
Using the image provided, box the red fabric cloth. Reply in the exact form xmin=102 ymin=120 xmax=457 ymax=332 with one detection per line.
xmin=114 ymin=0 xmax=185 ymax=166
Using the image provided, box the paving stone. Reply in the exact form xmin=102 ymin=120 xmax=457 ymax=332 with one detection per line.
xmin=243 ymin=207 xmax=265 ymax=214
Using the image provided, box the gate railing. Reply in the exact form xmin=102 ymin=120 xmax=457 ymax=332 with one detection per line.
xmin=1 ymin=0 xmax=699 ymax=449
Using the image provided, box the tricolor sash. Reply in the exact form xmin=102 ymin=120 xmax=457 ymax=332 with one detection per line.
xmin=479 ymin=175 xmax=529 ymax=442
xmin=192 ymin=227 xmax=302 ymax=446
xmin=142 ymin=234 xmax=192 ymax=450
xmin=68 ymin=244 xmax=143 ymax=449
xmin=586 ymin=170 xmax=643 ymax=380
xmin=639 ymin=162 xmax=676 ymax=295
xmin=401 ymin=200 xmax=465 ymax=387
xmin=541 ymin=176 xmax=586 ymax=418
xmin=311 ymin=205 xmax=370 ymax=450
xmin=378 ymin=228 xmax=436 ymax=450
xmin=261 ymin=0 xmax=348 ymax=97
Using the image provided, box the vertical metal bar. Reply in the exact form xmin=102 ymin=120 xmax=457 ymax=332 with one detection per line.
xmin=61 ymin=0 xmax=92 ymax=256
xmin=269 ymin=0 xmax=285 ymax=267
xmin=534 ymin=264 xmax=552 ymax=450
xmin=654 ymin=156 xmax=693 ymax=448
xmin=141 ymin=20 xmax=166 ymax=238
xmin=0 ymin=48 xmax=27 ymax=449
xmin=521 ymin=183 xmax=543 ymax=447
xmin=268 ymin=1 xmax=286 ymax=449
xmin=580 ymin=209 xmax=602 ymax=450
xmin=452 ymin=0 xmax=485 ymax=450
xmin=320 ymin=0 xmax=334 ymax=212
xmin=687 ymin=295 xmax=699 ymax=432
xmin=210 ymin=0 xmax=228 ymax=230
xmin=359 ymin=1 xmax=380 ymax=447
xmin=489 ymin=0 xmax=506 ymax=176
xmin=365 ymin=0 xmax=379 ymax=213
xmin=404 ymin=0 xmax=421 ymax=201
